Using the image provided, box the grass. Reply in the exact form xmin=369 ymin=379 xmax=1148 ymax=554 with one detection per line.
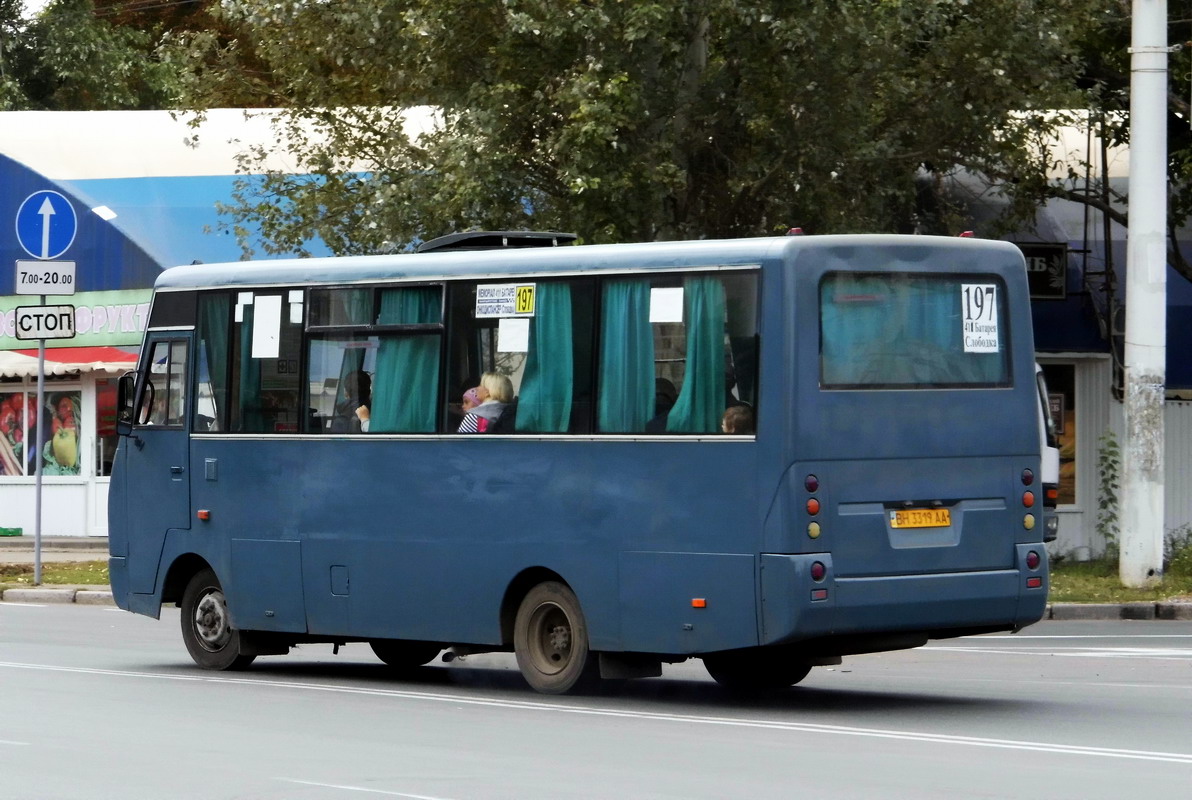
xmin=1049 ymin=560 xmax=1192 ymax=603
xmin=0 ymin=559 xmax=110 ymax=587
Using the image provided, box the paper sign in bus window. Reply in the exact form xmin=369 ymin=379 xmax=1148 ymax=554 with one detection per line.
xmin=649 ymin=287 xmax=684 ymax=323
xmin=961 ymin=284 xmax=999 ymax=353
xmin=498 ymin=317 xmax=530 ymax=353
xmin=476 ymin=283 xmax=536 ymax=318
xmin=252 ymin=295 xmax=282 ymax=359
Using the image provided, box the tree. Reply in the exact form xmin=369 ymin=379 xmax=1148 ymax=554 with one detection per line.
xmin=969 ymin=1 xmax=1192 ymax=285
xmin=0 ymin=0 xmax=181 ymax=110
xmin=176 ymin=0 xmax=1102 ymax=255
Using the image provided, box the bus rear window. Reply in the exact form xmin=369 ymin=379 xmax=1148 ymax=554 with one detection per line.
xmin=820 ymin=273 xmax=1010 ymax=389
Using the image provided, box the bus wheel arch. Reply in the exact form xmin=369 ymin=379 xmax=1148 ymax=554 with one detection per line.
xmin=512 ymin=579 xmax=599 ymax=694
xmin=179 ymin=566 xmax=256 ymax=671
xmin=499 ymin=567 xmax=567 ymax=646
xmin=161 ymin=553 xmax=212 ymax=607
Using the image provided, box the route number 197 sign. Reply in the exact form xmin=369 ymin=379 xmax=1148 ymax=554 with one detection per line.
xmin=961 ymin=283 xmax=999 ymax=353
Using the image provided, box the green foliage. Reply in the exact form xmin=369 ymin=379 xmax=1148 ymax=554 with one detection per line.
xmin=174 ymin=0 xmax=1099 ymax=255
xmin=1095 ymin=428 xmax=1120 ymax=561
xmin=1167 ymin=525 xmax=1192 ymax=578
xmin=0 ymin=0 xmax=182 ymax=110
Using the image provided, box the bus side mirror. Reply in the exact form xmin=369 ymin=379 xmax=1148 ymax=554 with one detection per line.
xmin=116 ymin=372 xmax=137 ymax=436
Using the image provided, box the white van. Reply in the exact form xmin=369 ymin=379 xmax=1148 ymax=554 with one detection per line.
xmin=1035 ymin=363 xmax=1060 ymax=541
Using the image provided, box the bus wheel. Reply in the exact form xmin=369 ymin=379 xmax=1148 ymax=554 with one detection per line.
xmin=703 ymin=649 xmax=812 ymax=691
xmin=369 ymin=640 xmax=441 ymax=670
xmin=180 ymin=568 xmax=256 ymax=671
xmin=514 ymin=582 xmax=599 ymax=694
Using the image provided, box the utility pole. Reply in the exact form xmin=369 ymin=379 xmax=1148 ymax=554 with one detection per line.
xmin=1120 ymin=0 xmax=1168 ymax=587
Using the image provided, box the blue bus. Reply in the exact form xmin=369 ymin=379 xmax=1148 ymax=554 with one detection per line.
xmin=108 ymin=233 xmax=1048 ymax=694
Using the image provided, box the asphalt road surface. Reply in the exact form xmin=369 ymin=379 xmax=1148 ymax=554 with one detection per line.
xmin=2 ymin=604 xmax=1190 ymax=800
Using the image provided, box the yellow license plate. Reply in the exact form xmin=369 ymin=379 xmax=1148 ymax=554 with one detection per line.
xmin=889 ymin=508 xmax=951 ymax=528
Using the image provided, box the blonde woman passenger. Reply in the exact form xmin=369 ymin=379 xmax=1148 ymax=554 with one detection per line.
xmin=458 ymin=372 xmax=514 ymax=433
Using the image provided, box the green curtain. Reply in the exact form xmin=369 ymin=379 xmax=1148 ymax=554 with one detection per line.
xmin=237 ymin=304 xmax=264 ymax=432
xmin=370 ymin=287 xmax=441 ymax=432
xmin=597 ymin=279 xmax=654 ymax=432
xmin=515 ymin=283 xmax=574 ymax=432
xmin=198 ymin=294 xmax=229 ymax=430
xmin=667 ymin=276 xmax=726 ymax=433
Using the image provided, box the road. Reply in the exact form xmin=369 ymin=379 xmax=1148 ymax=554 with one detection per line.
xmin=1 ymin=604 xmax=1190 ymax=800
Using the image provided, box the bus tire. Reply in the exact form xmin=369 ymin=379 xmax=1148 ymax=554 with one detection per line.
xmin=180 ymin=568 xmax=256 ymax=671
xmin=513 ymin=581 xmax=599 ymax=695
xmin=703 ymin=649 xmax=812 ymax=691
xmin=369 ymin=640 xmax=441 ymax=670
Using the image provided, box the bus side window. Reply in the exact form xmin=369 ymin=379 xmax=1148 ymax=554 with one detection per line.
xmin=195 ymin=292 xmax=231 ymax=432
xmin=138 ymin=340 xmax=187 ymax=427
xmin=230 ymin=291 xmax=304 ymax=433
xmin=444 ymin=278 xmax=594 ymax=435
xmin=597 ymin=271 xmax=758 ymax=435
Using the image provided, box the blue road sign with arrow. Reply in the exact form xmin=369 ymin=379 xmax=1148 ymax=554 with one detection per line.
xmin=15 ymin=190 xmax=78 ymax=260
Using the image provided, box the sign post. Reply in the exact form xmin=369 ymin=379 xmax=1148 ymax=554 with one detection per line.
xmin=14 ymin=191 xmax=79 ymax=585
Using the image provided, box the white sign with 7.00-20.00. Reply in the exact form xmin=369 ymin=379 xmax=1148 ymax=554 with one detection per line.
xmin=15 ymin=260 xmax=76 ymax=296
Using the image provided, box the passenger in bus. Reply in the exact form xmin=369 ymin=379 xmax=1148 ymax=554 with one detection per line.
xmin=458 ymin=372 xmax=514 ymax=433
xmin=644 ymin=378 xmax=678 ymax=433
xmin=331 ymin=370 xmax=371 ymax=433
xmin=462 ymin=387 xmax=482 ymax=412
xmin=721 ymin=404 xmax=754 ymax=434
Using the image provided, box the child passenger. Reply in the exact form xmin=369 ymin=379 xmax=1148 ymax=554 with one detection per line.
xmin=721 ymin=404 xmax=755 ymax=434
xmin=458 ymin=373 xmax=514 ymax=433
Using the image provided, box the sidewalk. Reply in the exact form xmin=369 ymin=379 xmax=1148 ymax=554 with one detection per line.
xmin=0 ymin=536 xmax=114 ymax=605
xmin=1 ymin=537 xmax=1190 ymax=618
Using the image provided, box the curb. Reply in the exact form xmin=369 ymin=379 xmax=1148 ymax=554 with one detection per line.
xmin=1 ymin=587 xmax=114 ymax=605
xmin=1048 ymin=602 xmax=1192 ymax=621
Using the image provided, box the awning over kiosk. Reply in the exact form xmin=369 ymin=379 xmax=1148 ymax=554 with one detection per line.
xmin=0 ymin=347 xmax=137 ymax=378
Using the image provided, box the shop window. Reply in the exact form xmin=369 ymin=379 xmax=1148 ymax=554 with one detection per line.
xmin=0 ymin=390 xmax=35 ymax=475
xmin=1042 ymin=364 xmax=1076 ymax=504
xmin=0 ymin=388 xmax=81 ymax=475
xmin=95 ymin=378 xmax=118 ymax=476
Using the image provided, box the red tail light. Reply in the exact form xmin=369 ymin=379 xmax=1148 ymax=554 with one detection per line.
xmin=810 ymin=561 xmax=826 ymax=582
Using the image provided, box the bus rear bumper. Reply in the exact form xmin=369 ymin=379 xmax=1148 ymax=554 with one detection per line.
xmin=760 ymin=550 xmax=1047 ymax=648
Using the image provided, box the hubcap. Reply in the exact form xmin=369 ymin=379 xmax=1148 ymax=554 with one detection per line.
xmin=527 ymin=602 xmax=572 ymax=675
xmin=193 ymin=588 xmax=232 ymax=652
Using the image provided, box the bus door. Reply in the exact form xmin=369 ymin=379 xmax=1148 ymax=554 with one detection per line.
xmin=126 ymin=334 xmax=192 ymax=595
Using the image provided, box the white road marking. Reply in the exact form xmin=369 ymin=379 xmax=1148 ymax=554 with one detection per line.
xmin=280 ymin=779 xmax=453 ymax=799
xmin=0 ymin=739 xmax=31 ymax=746
xmin=928 ymin=645 xmax=1192 ymax=661
xmin=962 ymin=634 xmax=1192 ymax=640
xmin=2 ymin=661 xmax=1192 ymax=765
xmin=0 ymin=603 xmax=47 ymax=608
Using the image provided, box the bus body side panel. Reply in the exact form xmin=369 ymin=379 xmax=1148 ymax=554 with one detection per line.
xmin=186 ymin=437 xmax=764 ymax=653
